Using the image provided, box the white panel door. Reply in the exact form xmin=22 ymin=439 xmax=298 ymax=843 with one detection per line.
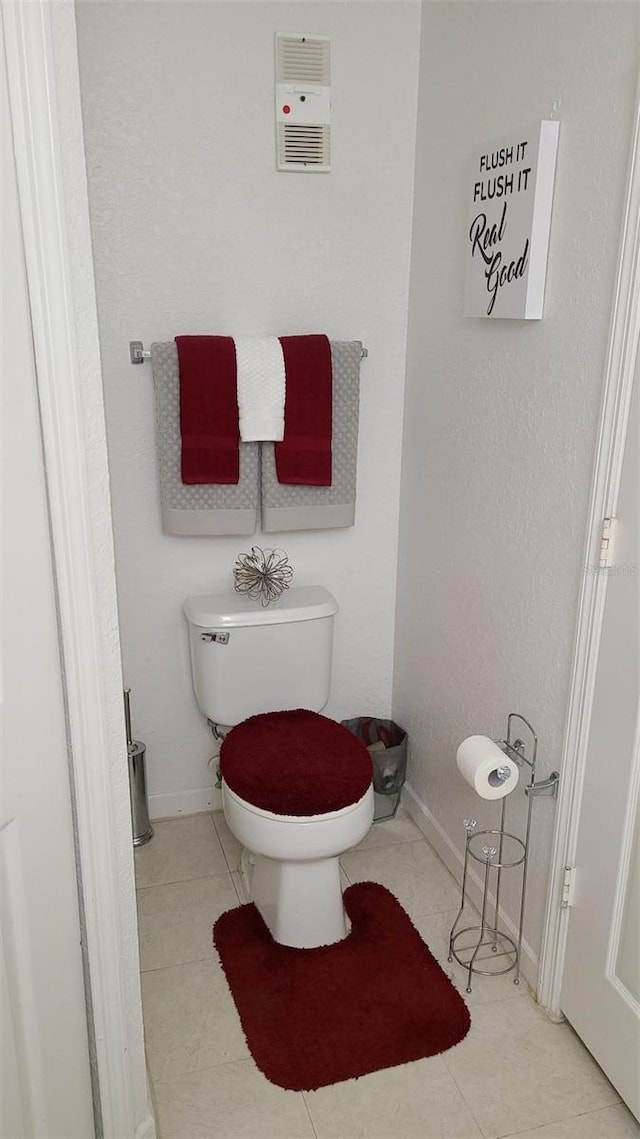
xmin=1 ymin=21 xmax=95 ymax=1138
xmin=560 ymin=360 xmax=639 ymax=1118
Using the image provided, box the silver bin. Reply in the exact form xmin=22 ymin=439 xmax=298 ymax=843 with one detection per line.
xmin=128 ymin=739 xmax=153 ymax=846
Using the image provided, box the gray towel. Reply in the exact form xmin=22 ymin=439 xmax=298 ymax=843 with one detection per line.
xmin=150 ymin=342 xmax=259 ymax=536
xmin=261 ymin=341 xmax=361 ymax=532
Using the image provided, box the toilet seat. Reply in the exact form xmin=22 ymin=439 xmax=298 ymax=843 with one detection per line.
xmin=220 ymin=709 xmax=373 ymax=816
xmin=223 ymin=780 xmax=374 ymax=863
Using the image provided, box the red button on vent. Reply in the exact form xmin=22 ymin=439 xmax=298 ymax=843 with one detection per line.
xmin=282 ymin=104 xmax=291 ymax=115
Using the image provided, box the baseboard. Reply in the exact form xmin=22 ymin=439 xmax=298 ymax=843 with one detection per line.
xmin=402 ymin=780 xmax=539 ymax=992
xmin=148 ymin=784 xmax=222 ymax=819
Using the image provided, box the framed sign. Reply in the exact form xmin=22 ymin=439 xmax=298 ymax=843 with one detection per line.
xmin=463 ymin=120 xmax=559 ymax=320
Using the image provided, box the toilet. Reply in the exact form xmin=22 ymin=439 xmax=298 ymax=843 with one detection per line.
xmin=183 ymin=586 xmax=374 ymax=948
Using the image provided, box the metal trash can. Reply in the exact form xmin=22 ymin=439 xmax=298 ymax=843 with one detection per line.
xmin=341 ymin=717 xmax=407 ymax=822
xmin=125 ymin=689 xmax=153 ymax=846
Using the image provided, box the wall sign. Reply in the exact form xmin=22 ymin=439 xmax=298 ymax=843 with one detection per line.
xmin=463 ymin=120 xmax=559 ymax=320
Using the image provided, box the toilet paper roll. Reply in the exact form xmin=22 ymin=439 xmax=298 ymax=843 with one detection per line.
xmin=456 ymin=735 xmax=519 ymax=800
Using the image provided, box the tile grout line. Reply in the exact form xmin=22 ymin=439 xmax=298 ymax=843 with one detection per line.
xmin=136 ymin=868 xmax=235 ymax=891
xmin=149 ymin=812 xmax=214 ymax=824
xmin=345 ymin=835 xmax=431 ymax=857
xmin=438 ymin=992 xmax=624 ymax=1139
xmin=354 ymin=836 xmax=425 ymax=851
xmin=152 ymin=1052 xmax=254 ymax=1088
xmin=144 ymin=1064 xmax=164 ymax=1139
xmin=139 ymin=946 xmax=226 ymax=974
xmin=231 ymin=874 xmax=245 ymax=904
xmin=493 ymin=1099 xmax=627 ymax=1139
xmin=301 ymin=1091 xmax=320 ymax=1139
xmin=339 ymin=859 xmax=352 ymax=885
xmin=211 ymin=810 xmax=244 ymax=878
xmin=438 ymin=1048 xmax=493 ymax=1139
xmin=208 ymin=810 xmax=232 ymax=870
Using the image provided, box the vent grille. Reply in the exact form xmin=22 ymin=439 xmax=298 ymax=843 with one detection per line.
xmin=276 ymin=35 xmax=330 ymax=85
xmin=275 ymin=34 xmax=331 ymax=172
xmin=277 ymin=123 xmax=330 ymax=171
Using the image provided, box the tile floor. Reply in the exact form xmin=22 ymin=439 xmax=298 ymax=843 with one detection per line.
xmin=135 ymin=810 xmax=639 ymax=1139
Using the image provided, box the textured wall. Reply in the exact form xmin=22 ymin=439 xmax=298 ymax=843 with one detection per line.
xmin=76 ymin=0 xmax=420 ymax=816
xmin=394 ymin=0 xmax=638 ymax=977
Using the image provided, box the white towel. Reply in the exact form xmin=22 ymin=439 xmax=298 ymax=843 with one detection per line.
xmin=234 ymin=337 xmax=286 ymax=442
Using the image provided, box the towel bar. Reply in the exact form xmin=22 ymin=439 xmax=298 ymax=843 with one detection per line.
xmin=129 ymin=339 xmax=368 ymax=365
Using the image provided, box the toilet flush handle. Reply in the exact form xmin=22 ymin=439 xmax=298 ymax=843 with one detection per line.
xmin=200 ymin=632 xmax=230 ymax=644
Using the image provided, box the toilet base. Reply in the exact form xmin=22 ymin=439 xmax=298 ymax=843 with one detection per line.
xmin=223 ymin=781 xmax=374 ymax=949
xmin=250 ymin=851 xmax=348 ymax=948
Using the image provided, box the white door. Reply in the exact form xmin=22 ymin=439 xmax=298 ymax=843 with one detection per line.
xmin=1 ymin=20 xmax=95 ymax=1138
xmin=560 ymin=357 xmax=639 ymax=1118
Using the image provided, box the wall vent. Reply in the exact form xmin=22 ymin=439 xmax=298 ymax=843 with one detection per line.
xmin=275 ymin=34 xmax=331 ymax=172
xmin=276 ymin=34 xmax=330 ymax=85
xmin=277 ymin=123 xmax=331 ymax=170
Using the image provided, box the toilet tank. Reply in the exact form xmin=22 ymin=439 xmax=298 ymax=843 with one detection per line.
xmin=183 ymin=586 xmax=338 ymax=726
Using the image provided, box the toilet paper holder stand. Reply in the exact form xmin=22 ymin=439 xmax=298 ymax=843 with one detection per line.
xmin=448 ymin=712 xmax=560 ymax=993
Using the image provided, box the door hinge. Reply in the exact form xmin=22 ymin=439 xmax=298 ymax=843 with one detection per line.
xmin=599 ymin=517 xmax=616 ymax=568
xmin=561 ymin=865 xmax=576 ymax=909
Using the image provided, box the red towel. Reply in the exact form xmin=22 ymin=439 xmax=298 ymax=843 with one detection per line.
xmin=176 ymin=336 xmax=239 ymax=484
xmin=275 ymin=335 xmax=332 ymax=486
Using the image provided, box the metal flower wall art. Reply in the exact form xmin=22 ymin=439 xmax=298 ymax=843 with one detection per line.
xmin=233 ymin=547 xmax=294 ymax=607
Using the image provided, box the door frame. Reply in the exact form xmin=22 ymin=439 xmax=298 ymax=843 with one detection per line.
xmin=2 ymin=2 xmax=154 ymax=1136
xmin=537 ymin=91 xmax=640 ymax=1017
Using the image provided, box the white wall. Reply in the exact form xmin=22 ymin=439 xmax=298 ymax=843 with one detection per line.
xmin=76 ymin=0 xmax=421 ymax=817
xmin=394 ymin=0 xmax=639 ymax=982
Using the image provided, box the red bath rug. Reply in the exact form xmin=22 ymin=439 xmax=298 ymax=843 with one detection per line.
xmin=213 ymin=881 xmax=470 ymax=1091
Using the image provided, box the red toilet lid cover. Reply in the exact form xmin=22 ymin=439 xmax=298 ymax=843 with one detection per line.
xmin=220 ymin=709 xmax=373 ymax=816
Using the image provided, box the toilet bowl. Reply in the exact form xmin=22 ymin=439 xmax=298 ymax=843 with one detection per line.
xmin=183 ymin=586 xmax=375 ymax=948
xmin=220 ymin=708 xmax=374 ymax=948
xmin=223 ymin=782 xmax=373 ymax=947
